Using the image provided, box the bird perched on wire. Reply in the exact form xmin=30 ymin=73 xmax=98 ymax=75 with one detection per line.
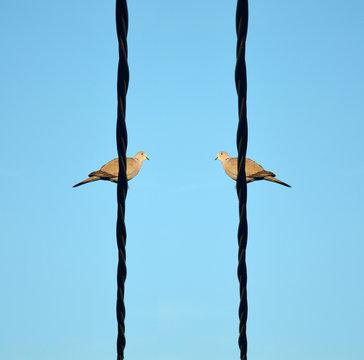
xmin=215 ymin=151 xmax=291 ymax=187
xmin=73 ymin=151 xmax=149 ymax=188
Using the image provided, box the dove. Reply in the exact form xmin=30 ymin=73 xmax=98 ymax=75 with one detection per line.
xmin=215 ymin=151 xmax=291 ymax=187
xmin=73 ymin=151 xmax=149 ymax=188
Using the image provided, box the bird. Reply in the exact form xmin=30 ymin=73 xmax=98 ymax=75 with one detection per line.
xmin=73 ymin=151 xmax=149 ymax=188
xmin=215 ymin=151 xmax=291 ymax=187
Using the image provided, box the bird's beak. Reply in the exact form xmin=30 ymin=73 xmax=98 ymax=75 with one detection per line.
xmin=215 ymin=157 xmax=218 ymax=160
xmin=146 ymin=157 xmax=150 ymax=160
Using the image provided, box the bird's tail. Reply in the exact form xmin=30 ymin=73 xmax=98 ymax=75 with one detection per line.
xmin=264 ymin=176 xmax=291 ymax=188
xmin=73 ymin=176 xmax=99 ymax=188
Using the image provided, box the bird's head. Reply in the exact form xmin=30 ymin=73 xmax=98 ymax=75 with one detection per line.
xmin=135 ymin=151 xmax=149 ymax=161
xmin=215 ymin=151 xmax=230 ymax=161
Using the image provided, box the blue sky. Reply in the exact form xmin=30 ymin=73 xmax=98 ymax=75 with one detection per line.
xmin=0 ymin=0 xmax=363 ymax=359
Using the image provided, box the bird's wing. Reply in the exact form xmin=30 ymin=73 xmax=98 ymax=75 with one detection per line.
xmin=89 ymin=169 xmax=114 ymax=178
xmin=100 ymin=158 xmax=119 ymax=174
xmin=89 ymin=158 xmax=118 ymax=178
xmin=246 ymin=158 xmax=275 ymax=178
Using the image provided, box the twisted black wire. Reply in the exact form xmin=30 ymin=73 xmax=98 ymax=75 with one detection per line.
xmin=235 ymin=1 xmax=249 ymax=359
xmin=115 ymin=1 xmax=129 ymax=359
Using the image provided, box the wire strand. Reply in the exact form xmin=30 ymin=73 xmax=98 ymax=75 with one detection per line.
xmin=235 ymin=1 xmax=249 ymax=359
xmin=115 ymin=1 xmax=129 ymax=359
